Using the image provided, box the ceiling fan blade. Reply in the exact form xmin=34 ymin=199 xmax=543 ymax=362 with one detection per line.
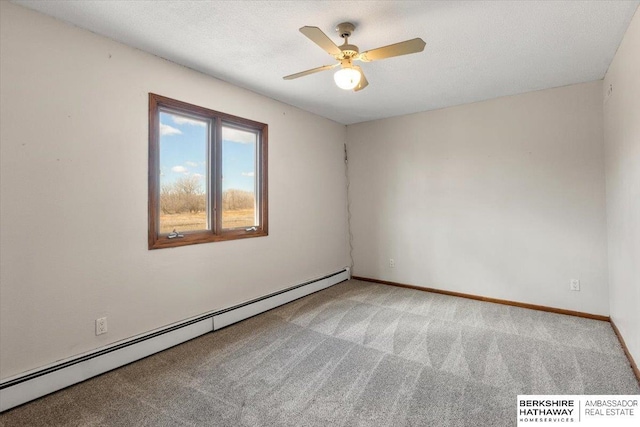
xmin=299 ymin=26 xmax=342 ymax=56
xmin=358 ymin=38 xmax=426 ymax=62
xmin=353 ymin=66 xmax=368 ymax=92
xmin=283 ymin=63 xmax=337 ymax=80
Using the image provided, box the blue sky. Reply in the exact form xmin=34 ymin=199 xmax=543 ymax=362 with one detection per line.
xmin=159 ymin=112 xmax=256 ymax=193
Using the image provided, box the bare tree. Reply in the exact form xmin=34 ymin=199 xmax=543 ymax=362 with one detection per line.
xmin=222 ymin=189 xmax=254 ymax=210
xmin=160 ymin=176 xmax=206 ymax=214
xmin=161 ymin=177 xmax=254 ymax=214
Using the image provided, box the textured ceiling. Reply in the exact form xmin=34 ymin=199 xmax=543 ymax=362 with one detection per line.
xmin=13 ymin=1 xmax=640 ymax=125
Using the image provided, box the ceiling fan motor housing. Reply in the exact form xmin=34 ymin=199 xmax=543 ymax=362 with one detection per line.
xmin=339 ymin=44 xmax=359 ymax=60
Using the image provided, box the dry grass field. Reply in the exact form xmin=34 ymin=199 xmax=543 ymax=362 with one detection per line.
xmin=159 ymin=209 xmax=255 ymax=233
xmin=222 ymin=208 xmax=255 ymax=229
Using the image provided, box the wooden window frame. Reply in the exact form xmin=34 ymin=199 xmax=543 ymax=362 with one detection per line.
xmin=148 ymin=93 xmax=268 ymax=249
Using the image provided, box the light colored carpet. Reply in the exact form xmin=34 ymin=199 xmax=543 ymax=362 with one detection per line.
xmin=1 ymin=279 xmax=638 ymax=426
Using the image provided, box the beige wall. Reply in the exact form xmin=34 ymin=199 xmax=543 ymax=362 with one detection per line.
xmin=2 ymin=0 xmax=636 ymax=383
xmin=0 ymin=2 xmax=348 ymax=379
xmin=347 ymin=81 xmax=609 ymax=315
xmin=604 ymin=9 xmax=640 ymax=364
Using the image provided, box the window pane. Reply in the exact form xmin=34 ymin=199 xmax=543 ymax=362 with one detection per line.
xmin=222 ymin=125 xmax=258 ymax=229
xmin=158 ymin=111 xmax=209 ymax=234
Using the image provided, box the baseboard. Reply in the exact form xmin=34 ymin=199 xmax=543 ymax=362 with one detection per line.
xmin=0 ymin=268 xmax=349 ymax=412
xmin=213 ymin=269 xmax=348 ymax=329
xmin=610 ymin=319 xmax=640 ymax=385
xmin=356 ymin=275 xmax=640 ymax=386
xmin=352 ymin=276 xmax=609 ymax=321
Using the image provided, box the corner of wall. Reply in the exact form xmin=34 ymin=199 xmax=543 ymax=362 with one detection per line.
xmin=602 ymin=4 xmax=640 ymax=368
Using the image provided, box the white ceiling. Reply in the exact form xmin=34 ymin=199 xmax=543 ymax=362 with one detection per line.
xmin=13 ymin=1 xmax=640 ymax=125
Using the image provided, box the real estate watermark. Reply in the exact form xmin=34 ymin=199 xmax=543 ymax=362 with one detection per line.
xmin=517 ymin=395 xmax=638 ymax=426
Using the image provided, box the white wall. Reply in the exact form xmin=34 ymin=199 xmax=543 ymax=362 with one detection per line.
xmin=347 ymin=81 xmax=609 ymax=315
xmin=604 ymin=9 xmax=640 ymax=364
xmin=0 ymin=2 xmax=348 ymax=379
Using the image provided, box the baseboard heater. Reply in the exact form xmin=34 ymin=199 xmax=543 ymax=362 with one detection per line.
xmin=0 ymin=268 xmax=350 ymax=412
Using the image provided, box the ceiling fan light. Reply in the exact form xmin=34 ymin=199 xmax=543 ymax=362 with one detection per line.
xmin=334 ymin=67 xmax=361 ymax=90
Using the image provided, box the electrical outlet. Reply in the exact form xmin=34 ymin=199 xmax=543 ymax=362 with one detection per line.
xmin=96 ymin=317 xmax=108 ymax=335
xmin=389 ymin=258 xmax=396 ymax=268
xmin=570 ymin=279 xmax=580 ymax=291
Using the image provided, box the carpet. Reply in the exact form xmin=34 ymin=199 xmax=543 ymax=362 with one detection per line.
xmin=1 ymin=279 xmax=637 ymax=426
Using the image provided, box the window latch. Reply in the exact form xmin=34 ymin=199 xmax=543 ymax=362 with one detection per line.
xmin=245 ymin=226 xmax=258 ymax=232
xmin=167 ymin=229 xmax=184 ymax=239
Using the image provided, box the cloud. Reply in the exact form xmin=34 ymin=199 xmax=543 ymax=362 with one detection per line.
xmin=160 ymin=123 xmax=182 ymax=136
xmin=192 ymin=173 xmax=205 ymax=180
xmin=171 ymin=165 xmax=188 ymax=173
xmin=185 ymin=161 xmax=199 ymax=167
xmin=241 ymin=172 xmax=255 ymax=177
xmin=223 ymin=127 xmax=256 ymax=144
xmin=171 ymin=115 xmax=207 ymax=127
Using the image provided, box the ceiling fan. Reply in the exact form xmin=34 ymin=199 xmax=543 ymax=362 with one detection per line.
xmin=284 ymin=22 xmax=426 ymax=92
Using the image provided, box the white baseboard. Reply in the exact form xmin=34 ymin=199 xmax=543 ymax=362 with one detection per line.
xmin=214 ymin=270 xmax=347 ymax=329
xmin=0 ymin=269 xmax=348 ymax=412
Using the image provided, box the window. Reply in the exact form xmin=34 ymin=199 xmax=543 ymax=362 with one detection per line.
xmin=148 ymin=94 xmax=268 ymax=249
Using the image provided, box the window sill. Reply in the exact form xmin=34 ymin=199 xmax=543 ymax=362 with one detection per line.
xmin=148 ymin=229 xmax=268 ymax=250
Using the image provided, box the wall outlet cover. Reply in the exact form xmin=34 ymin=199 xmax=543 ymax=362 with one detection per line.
xmin=96 ymin=317 xmax=108 ymax=335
